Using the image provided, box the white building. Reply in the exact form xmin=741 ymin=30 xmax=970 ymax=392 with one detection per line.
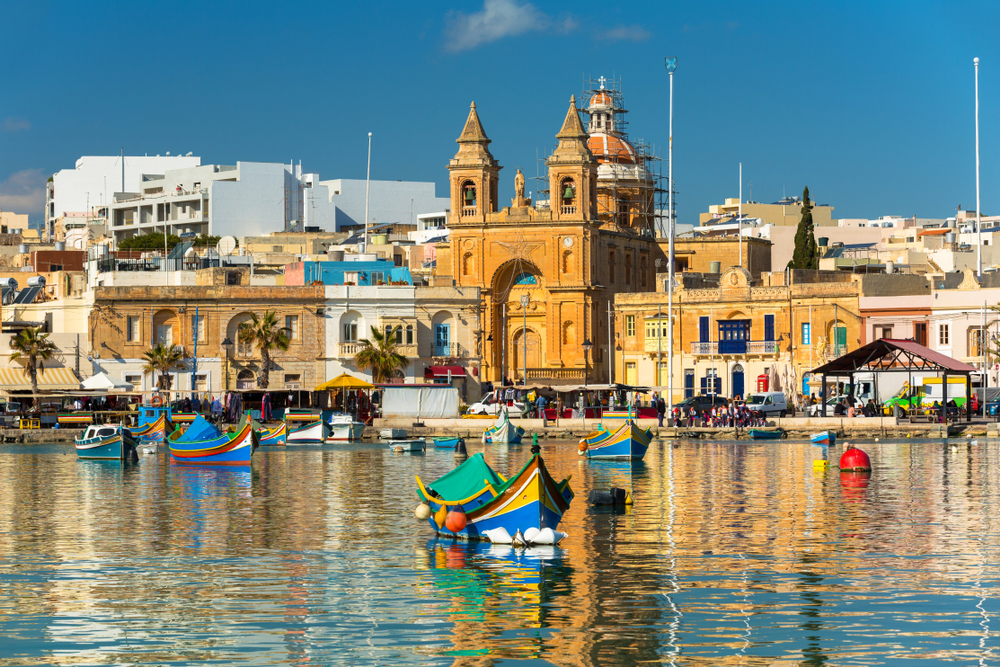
xmin=321 ymin=179 xmax=450 ymax=230
xmin=107 ymin=162 xmax=337 ymax=244
xmin=47 ymin=154 xmax=201 ymax=241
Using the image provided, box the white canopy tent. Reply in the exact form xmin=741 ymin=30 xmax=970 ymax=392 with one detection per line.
xmin=80 ymin=372 xmax=133 ymax=392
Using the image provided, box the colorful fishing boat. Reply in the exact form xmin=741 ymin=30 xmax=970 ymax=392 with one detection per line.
xmin=748 ymin=427 xmax=785 ymax=440
xmin=58 ymin=412 xmax=94 ymax=427
xmin=388 ymin=438 xmax=425 ymax=452
xmin=432 ymin=436 xmax=465 ymax=449
xmin=579 ymin=420 xmax=651 ymax=460
xmin=284 ymin=410 xmax=325 ymax=444
xmin=167 ymin=414 xmax=257 ymax=465
xmin=328 ymin=412 xmax=366 ymax=441
xmin=482 ymin=409 xmax=524 ymax=444
xmin=127 ymin=413 xmax=169 ymax=443
xmin=811 ymin=430 xmax=836 ymax=447
xmin=255 ymin=421 xmax=286 ymax=446
xmin=75 ymin=424 xmax=137 ymax=460
xmin=416 ymin=452 xmax=572 ymax=543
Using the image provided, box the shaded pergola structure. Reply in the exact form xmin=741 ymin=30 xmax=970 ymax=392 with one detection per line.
xmin=810 ymin=338 xmax=978 ymax=421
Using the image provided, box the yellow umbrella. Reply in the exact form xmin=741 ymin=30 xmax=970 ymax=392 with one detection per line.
xmin=314 ymin=373 xmax=375 ymax=391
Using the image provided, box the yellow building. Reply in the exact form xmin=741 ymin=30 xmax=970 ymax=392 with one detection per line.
xmin=437 ymin=91 xmax=662 ymax=384
xmin=615 ymin=266 xmax=861 ymax=401
xmin=700 ymin=196 xmax=835 ymax=228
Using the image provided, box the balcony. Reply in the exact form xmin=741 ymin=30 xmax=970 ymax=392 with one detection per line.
xmin=432 ymin=343 xmax=469 ymax=359
xmin=689 ymin=340 xmax=779 ymax=355
xmin=461 ymin=206 xmax=477 ymax=217
xmin=339 ymin=342 xmax=363 ymax=357
xmin=561 ymin=205 xmax=576 ymax=215
xmin=515 ymin=368 xmax=587 ymax=381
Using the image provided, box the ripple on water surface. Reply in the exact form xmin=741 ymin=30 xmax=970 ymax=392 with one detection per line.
xmin=0 ymin=438 xmax=999 ymax=665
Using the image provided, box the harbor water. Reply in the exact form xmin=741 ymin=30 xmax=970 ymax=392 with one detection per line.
xmin=0 ymin=438 xmax=998 ymax=665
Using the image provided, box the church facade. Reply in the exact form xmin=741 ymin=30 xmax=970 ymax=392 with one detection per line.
xmin=435 ymin=89 xmax=663 ymax=384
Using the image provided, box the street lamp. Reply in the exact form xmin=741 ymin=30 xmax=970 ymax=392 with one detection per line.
xmin=582 ymin=338 xmax=593 ymax=426
xmin=221 ymin=337 xmax=234 ymax=392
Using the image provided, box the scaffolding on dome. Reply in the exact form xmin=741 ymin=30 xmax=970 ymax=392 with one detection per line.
xmin=579 ymin=75 xmax=669 ymax=239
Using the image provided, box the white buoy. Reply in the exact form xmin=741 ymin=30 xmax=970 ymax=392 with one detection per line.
xmin=531 ymin=528 xmax=568 ymax=544
xmin=414 ymin=503 xmax=431 ymax=520
xmin=523 ymin=527 xmax=541 ymax=544
xmin=483 ymin=527 xmax=512 ymax=544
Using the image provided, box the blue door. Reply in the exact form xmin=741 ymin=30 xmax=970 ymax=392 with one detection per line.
xmin=684 ymin=370 xmax=695 ymax=399
xmin=732 ymin=364 xmax=745 ymax=399
xmin=434 ymin=324 xmax=450 ymax=356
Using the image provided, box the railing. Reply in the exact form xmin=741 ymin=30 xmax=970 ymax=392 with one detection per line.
xmin=689 ymin=340 xmax=779 ymax=355
xmin=339 ymin=342 xmax=363 ymax=356
xmin=461 ymin=206 xmax=477 ymax=217
xmin=515 ymin=368 xmax=587 ymax=380
xmin=432 ymin=343 xmax=468 ymax=358
xmin=561 ymin=205 xmax=576 ymax=215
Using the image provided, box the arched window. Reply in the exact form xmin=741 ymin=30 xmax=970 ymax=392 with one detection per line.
xmin=561 ymin=177 xmax=576 ymax=214
xmin=513 ymin=273 xmax=537 ymax=285
xmin=462 ymin=180 xmax=477 ymax=216
xmin=237 ymin=369 xmax=256 ymax=391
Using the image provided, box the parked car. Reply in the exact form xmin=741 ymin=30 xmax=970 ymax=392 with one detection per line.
xmin=675 ymin=395 xmax=729 ymax=412
xmin=806 ymin=395 xmax=864 ymax=417
xmin=745 ymin=391 xmax=790 ymax=417
xmin=466 ymin=390 xmax=525 ymax=417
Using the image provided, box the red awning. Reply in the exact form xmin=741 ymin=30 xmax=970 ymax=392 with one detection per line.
xmin=424 ymin=365 xmax=467 ymax=378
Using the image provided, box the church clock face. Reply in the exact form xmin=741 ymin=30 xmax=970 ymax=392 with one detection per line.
xmin=562 ymin=237 xmax=574 ymax=248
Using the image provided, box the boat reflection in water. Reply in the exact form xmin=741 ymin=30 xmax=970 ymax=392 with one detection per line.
xmin=422 ymin=539 xmax=573 ymax=660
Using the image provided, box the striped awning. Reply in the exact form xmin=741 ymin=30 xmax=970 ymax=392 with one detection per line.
xmin=0 ymin=367 xmax=81 ymax=391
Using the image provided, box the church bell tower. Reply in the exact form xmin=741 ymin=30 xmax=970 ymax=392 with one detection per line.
xmin=547 ymin=96 xmax=596 ymax=222
xmin=448 ymin=102 xmax=502 ymax=224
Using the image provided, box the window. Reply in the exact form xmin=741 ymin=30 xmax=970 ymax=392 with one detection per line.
xmin=834 ymin=325 xmax=847 ymax=354
xmin=915 ymin=322 xmax=928 ymax=347
xmin=344 ymin=271 xmax=359 ymax=284
xmin=878 ymin=326 xmax=893 ymax=340
xmin=127 ymin=316 xmax=141 ymax=343
xmin=701 ymin=369 xmax=720 ymax=395
xmin=406 ymin=324 xmax=414 ymax=345
xmin=125 ymin=374 xmax=142 ymax=391
xmin=285 ymin=315 xmax=299 ymax=341
xmin=625 ymin=315 xmax=635 ymax=337
xmin=384 ymin=324 xmax=403 ymax=344
xmin=609 ymin=249 xmax=616 ymax=283
xmin=625 ymin=252 xmax=633 ymax=286
xmin=194 ymin=373 xmax=208 ymax=391
xmin=370 ymin=271 xmax=385 ymax=284
xmin=156 ymin=324 xmax=172 ymax=347
xmin=192 ymin=314 xmax=206 ymax=343
xmin=699 ymin=316 xmax=710 ymax=342
xmin=971 ymin=327 xmax=984 ymax=356
xmin=284 ymin=373 xmax=301 ymax=389
xmin=343 ymin=322 xmax=358 ymax=342
xmin=802 ymin=322 xmax=811 ymax=345
xmin=939 ymin=323 xmax=950 ymax=346
xmin=764 ymin=314 xmax=775 ymax=342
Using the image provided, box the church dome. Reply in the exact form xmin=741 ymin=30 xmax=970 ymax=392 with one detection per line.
xmin=588 ymin=91 xmax=613 ymax=110
xmin=587 ymin=133 xmax=637 ymax=165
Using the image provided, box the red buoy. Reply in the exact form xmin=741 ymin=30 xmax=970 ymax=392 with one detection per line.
xmin=839 ymin=445 xmax=871 ymax=472
xmin=445 ymin=508 xmax=468 ymax=533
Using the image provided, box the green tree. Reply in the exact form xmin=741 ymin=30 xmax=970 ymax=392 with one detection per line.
xmin=237 ymin=311 xmax=290 ymax=389
xmin=789 ymin=186 xmax=820 ymax=270
xmin=355 ymin=325 xmax=409 ymax=383
xmin=9 ymin=328 xmax=58 ymax=409
xmin=142 ymin=343 xmax=184 ymax=391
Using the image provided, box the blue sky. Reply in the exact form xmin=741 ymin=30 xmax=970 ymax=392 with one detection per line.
xmin=1 ymin=0 xmax=997 ymax=226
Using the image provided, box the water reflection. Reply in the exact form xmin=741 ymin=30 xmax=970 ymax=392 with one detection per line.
xmin=0 ymin=439 xmax=998 ymax=664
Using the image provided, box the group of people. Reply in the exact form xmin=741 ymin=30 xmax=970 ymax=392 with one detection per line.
xmin=652 ymin=396 xmax=769 ymax=428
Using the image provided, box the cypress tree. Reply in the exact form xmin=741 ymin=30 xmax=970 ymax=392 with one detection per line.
xmin=789 ymin=186 xmax=819 ymax=270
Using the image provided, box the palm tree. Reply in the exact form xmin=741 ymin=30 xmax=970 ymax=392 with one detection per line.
xmin=142 ymin=343 xmax=184 ymax=391
xmin=9 ymin=327 xmax=58 ymax=409
xmin=237 ymin=311 xmax=290 ymax=389
xmin=355 ymin=325 xmax=409 ymax=383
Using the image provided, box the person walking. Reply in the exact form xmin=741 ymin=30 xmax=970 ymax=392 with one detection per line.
xmin=537 ymin=393 xmax=548 ymax=425
xmin=656 ymin=394 xmax=666 ymax=427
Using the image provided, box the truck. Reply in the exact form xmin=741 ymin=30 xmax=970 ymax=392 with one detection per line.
xmin=466 ymin=390 xmax=525 ymax=417
xmin=882 ymin=377 xmax=967 ymax=416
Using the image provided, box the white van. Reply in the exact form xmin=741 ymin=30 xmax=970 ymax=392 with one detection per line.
xmin=746 ymin=391 xmax=789 ymax=417
xmin=466 ymin=390 xmax=525 ymax=417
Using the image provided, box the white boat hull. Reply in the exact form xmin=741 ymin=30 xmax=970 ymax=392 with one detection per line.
xmin=387 ymin=438 xmax=425 ymax=452
xmin=286 ymin=420 xmax=325 ymax=444
xmin=328 ymin=421 xmax=365 ymax=441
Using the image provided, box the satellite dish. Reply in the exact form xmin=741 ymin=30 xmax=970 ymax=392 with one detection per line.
xmin=217 ymin=236 xmax=237 ymax=256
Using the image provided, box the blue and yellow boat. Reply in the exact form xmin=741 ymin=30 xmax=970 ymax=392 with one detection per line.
xmin=579 ymin=420 xmax=651 ymax=460
xmin=167 ymin=414 xmax=257 ymax=465
xmin=127 ymin=413 xmax=170 ymax=443
xmin=432 ymin=436 xmax=465 ymax=449
xmin=255 ymin=421 xmax=286 ymax=446
xmin=75 ymin=424 xmax=137 ymax=460
xmin=416 ymin=452 xmax=573 ymax=542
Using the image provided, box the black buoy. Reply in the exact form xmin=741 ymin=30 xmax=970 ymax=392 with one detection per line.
xmin=455 ymin=438 xmax=467 ymax=454
xmin=587 ymin=487 xmax=630 ymax=505
xmin=530 ymin=433 xmax=540 ymax=454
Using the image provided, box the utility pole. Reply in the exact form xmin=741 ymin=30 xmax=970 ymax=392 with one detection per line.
xmin=975 ymin=57 xmax=982 ymax=277
xmin=665 ymin=56 xmax=677 ymax=412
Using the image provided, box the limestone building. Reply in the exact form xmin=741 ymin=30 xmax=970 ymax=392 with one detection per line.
xmin=437 ymin=86 xmax=663 ymax=384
